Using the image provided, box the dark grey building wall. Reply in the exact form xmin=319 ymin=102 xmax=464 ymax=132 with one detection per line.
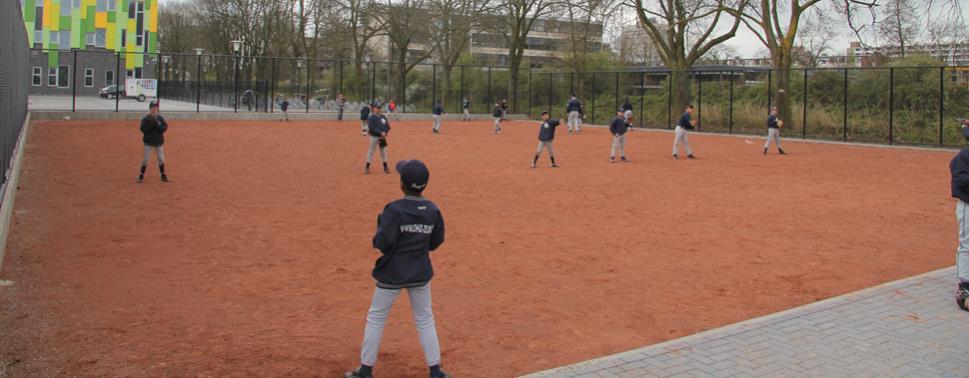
xmin=28 ymin=49 xmax=157 ymax=96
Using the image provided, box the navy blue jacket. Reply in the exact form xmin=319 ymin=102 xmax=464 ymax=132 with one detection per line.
xmin=140 ymin=114 xmax=168 ymax=146
xmin=566 ymin=99 xmax=582 ymax=114
xmin=462 ymin=99 xmax=469 ymax=109
xmin=678 ymin=112 xmax=693 ymax=129
xmin=768 ymin=114 xmax=779 ymax=129
xmin=609 ymin=116 xmax=629 ymax=135
xmin=492 ymin=106 xmax=503 ymax=118
xmin=622 ymin=101 xmax=633 ymax=112
xmin=372 ymin=196 xmax=445 ymax=289
xmin=367 ymin=113 xmax=390 ymax=136
xmin=280 ymin=101 xmax=290 ymax=111
xmin=538 ymin=119 xmax=560 ymax=141
xmin=432 ymin=104 xmax=444 ymax=115
xmin=951 ymin=149 xmax=969 ymax=203
xmin=360 ymin=105 xmax=371 ymax=121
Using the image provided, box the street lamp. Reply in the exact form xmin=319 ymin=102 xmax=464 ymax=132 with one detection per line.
xmin=365 ymin=53 xmax=373 ymax=103
xmin=231 ymin=40 xmax=242 ymax=113
xmin=194 ymin=49 xmax=204 ymax=113
xmin=161 ymin=55 xmax=170 ymax=81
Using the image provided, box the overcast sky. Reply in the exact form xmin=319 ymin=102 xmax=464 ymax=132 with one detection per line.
xmin=157 ymin=0 xmax=968 ymax=58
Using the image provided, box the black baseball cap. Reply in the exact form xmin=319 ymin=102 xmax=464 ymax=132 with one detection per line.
xmin=396 ymin=160 xmax=429 ymax=192
xmin=962 ymin=121 xmax=969 ymax=140
xmin=149 ymin=100 xmax=159 ymax=109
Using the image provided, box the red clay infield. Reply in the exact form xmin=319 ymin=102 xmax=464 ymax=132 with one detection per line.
xmin=0 ymin=118 xmax=956 ymax=376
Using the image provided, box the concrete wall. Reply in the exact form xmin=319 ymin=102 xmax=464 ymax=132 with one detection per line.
xmin=30 ymin=111 xmax=529 ymax=122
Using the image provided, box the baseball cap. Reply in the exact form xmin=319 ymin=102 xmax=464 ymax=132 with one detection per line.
xmin=396 ymin=160 xmax=430 ymax=192
xmin=149 ymin=100 xmax=159 ymax=109
xmin=962 ymin=120 xmax=969 ymax=140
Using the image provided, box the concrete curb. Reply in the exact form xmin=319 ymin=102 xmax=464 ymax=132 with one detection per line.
xmin=520 ymin=266 xmax=954 ymax=377
xmin=0 ymin=113 xmax=31 ymax=274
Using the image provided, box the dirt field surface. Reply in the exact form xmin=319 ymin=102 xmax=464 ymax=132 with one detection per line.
xmin=0 ymin=118 xmax=956 ymax=377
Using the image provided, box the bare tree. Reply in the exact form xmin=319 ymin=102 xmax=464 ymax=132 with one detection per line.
xmin=427 ymin=0 xmax=494 ymax=104
xmin=379 ymin=0 xmax=434 ymax=102
xmin=559 ymin=0 xmax=615 ymax=95
xmin=629 ymin=0 xmax=748 ymax=113
xmin=488 ymin=0 xmax=561 ymax=111
xmin=876 ymin=0 xmax=920 ymax=56
xmin=794 ymin=11 xmax=838 ymax=67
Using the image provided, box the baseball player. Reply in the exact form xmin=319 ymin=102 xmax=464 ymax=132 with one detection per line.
xmin=364 ymin=104 xmax=391 ymax=174
xmin=462 ymin=96 xmax=471 ymax=121
xmin=337 ymin=93 xmax=346 ymax=121
xmin=672 ymin=105 xmax=696 ymax=159
xmin=389 ymin=99 xmax=400 ymax=122
xmin=622 ymin=98 xmax=634 ymax=123
xmin=492 ymin=103 xmax=503 ymax=135
xmin=360 ymin=103 xmax=372 ymax=136
xmin=137 ymin=101 xmax=169 ymax=183
xmin=532 ymin=111 xmax=560 ymax=168
xmin=432 ymin=101 xmax=446 ymax=134
xmin=279 ymin=99 xmax=290 ymax=122
xmin=345 ymin=159 xmax=449 ymax=378
xmin=764 ymin=107 xmax=786 ymax=155
xmin=950 ymin=120 xmax=969 ymax=311
xmin=566 ymin=95 xmax=583 ymax=133
xmin=610 ymin=108 xmax=630 ymax=163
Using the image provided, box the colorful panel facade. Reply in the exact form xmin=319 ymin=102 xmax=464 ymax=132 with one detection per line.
xmin=22 ymin=0 xmax=158 ymax=73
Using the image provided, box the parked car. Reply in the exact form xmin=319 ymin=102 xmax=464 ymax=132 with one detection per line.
xmin=99 ymin=85 xmax=123 ymax=99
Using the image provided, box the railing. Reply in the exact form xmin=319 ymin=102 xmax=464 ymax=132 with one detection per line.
xmin=0 ymin=0 xmax=30 ymax=189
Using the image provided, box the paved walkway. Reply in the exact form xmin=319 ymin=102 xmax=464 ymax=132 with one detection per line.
xmin=524 ymin=267 xmax=969 ymax=377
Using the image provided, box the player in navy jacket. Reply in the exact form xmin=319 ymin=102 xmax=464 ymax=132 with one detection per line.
xmin=364 ymin=104 xmax=391 ymax=174
xmin=137 ymin=101 xmax=169 ymax=183
xmin=609 ymin=108 xmax=630 ymax=163
xmin=950 ymin=122 xmax=969 ymax=311
xmin=532 ymin=111 xmax=560 ymax=168
xmin=491 ymin=103 xmax=503 ymax=134
xmin=432 ymin=101 xmax=446 ymax=134
xmin=672 ymin=105 xmax=696 ymax=159
xmin=566 ymin=95 xmax=583 ymax=133
xmin=764 ymin=107 xmax=786 ymax=155
xmin=462 ymin=96 xmax=471 ymax=121
xmin=346 ymin=160 xmax=450 ymax=378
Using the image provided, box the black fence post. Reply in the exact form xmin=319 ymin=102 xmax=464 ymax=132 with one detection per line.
xmin=591 ymin=72 xmax=596 ymax=124
xmin=666 ymin=70 xmax=673 ymax=129
xmin=432 ymin=64 xmax=437 ymax=107
xmin=614 ymin=71 xmax=619 ymax=111
xmin=528 ymin=68 xmax=533 ymax=117
xmin=697 ymin=73 xmax=702 ymax=130
xmin=940 ymin=66 xmax=945 ymax=147
xmin=268 ymin=57 xmax=275 ymax=114
xmin=889 ymin=67 xmax=894 ymax=145
xmin=233 ymin=55 xmax=239 ymax=113
xmin=115 ymin=51 xmax=121 ymax=112
xmin=305 ymin=62 xmax=311 ymax=114
xmin=547 ymin=73 xmax=552 ymax=115
xmin=802 ymin=69 xmax=807 ymax=138
xmin=370 ymin=61 xmax=375 ymax=103
xmin=487 ymin=67 xmax=492 ymax=106
xmin=729 ymin=71 xmax=734 ymax=134
xmin=843 ymin=69 xmax=848 ymax=142
xmin=570 ymin=72 xmax=574 ymax=95
xmin=339 ymin=60 xmax=344 ymax=95
xmin=71 ymin=50 xmax=77 ymax=112
xmin=460 ymin=65 xmax=465 ymax=112
xmin=767 ymin=69 xmax=773 ymax=112
xmin=197 ymin=55 xmax=202 ymax=113
xmin=639 ymin=72 xmax=645 ymax=128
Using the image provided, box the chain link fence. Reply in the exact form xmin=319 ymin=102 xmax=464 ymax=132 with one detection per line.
xmin=0 ymin=0 xmax=30 ymax=190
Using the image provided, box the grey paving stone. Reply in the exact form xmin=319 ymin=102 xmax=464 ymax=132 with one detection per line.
xmin=523 ymin=268 xmax=967 ymax=378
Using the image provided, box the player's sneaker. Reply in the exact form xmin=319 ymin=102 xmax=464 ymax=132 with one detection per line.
xmin=687 ymin=154 xmax=695 ymax=159
xmin=137 ymin=175 xmax=144 ymax=184
xmin=551 ymin=163 xmax=559 ymax=168
xmin=497 ymin=128 xmax=502 ymax=135
xmin=957 ymin=283 xmax=969 ymax=311
xmin=621 ymin=156 xmax=627 ymax=162
xmin=383 ymin=166 xmax=391 ymax=174
xmin=531 ymin=162 xmax=536 ymax=168
xmin=610 ymin=157 xmax=615 ymax=163
xmin=161 ymin=174 xmax=170 ymax=183
xmin=364 ymin=166 xmax=370 ymax=175
xmin=673 ymin=154 xmax=679 ymax=160
xmin=779 ymin=148 xmax=786 ymax=155
xmin=763 ymin=148 xmax=768 ymax=155
xmin=344 ymin=368 xmax=373 ymax=378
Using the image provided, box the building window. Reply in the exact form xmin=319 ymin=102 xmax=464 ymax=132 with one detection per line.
xmin=84 ymin=68 xmax=94 ymax=87
xmin=95 ymin=29 xmax=106 ymax=48
xmin=128 ymin=0 xmax=135 ymax=18
xmin=126 ymin=69 xmax=134 ymax=78
xmin=86 ymin=32 xmax=95 ymax=46
xmin=48 ymin=68 xmax=58 ymax=87
xmin=136 ymin=2 xmax=145 ymax=47
xmin=134 ymin=67 xmax=142 ymax=79
xmin=32 ymin=67 xmax=42 ymax=87
xmin=107 ymin=0 xmax=115 ymax=11
xmin=61 ymin=0 xmax=71 ymax=16
xmin=105 ymin=70 xmax=114 ymax=86
xmin=58 ymin=31 xmax=71 ymax=50
xmin=72 ymin=0 xmax=80 ymax=8
xmin=121 ymin=29 xmax=126 ymax=47
xmin=34 ymin=31 xmax=42 ymax=44
xmin=58 ymin=66 xmax=70 ymax=88
xmin=96 ymin=0 xmax=106 ymax=12
xmin=143 ymin=32 xmax=149 ymax=52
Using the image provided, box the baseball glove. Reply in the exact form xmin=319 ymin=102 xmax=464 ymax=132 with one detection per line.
xmin=379 ymin=138 xmax=388 ymax=148
xmin=777 ymin=120 xmax=784 ymax=128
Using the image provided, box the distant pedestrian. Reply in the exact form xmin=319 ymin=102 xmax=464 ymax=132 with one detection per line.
xmin=764 ymin=107 xmax=786 ymax=155
xmin=492 ymin=103 xmax=503 ymax=135
xmin=280 ymin=99 xmax=290 ymax=122
xmin=610 ymin=108 xmax=630 ymax=163
xmin=389 ymin=99 xmax=399 ymax=122
xmin=462 ymin=96 xmax=471 ymax=121
xmin=672 ymin=105 xmax=696 ymax=159
xmin=360 ymin=103 xmax=372 ymax=136
xmin=566 ymin=94 xmax=583 ymax=133
xmin=432 ymin=101 xmax=446 ymax=134
xmin=500 ymin=99 xmax=508 ymax=121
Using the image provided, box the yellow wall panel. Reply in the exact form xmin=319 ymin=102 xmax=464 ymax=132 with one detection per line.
xmin=105 ymin=26 xmax=115 ymax=50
